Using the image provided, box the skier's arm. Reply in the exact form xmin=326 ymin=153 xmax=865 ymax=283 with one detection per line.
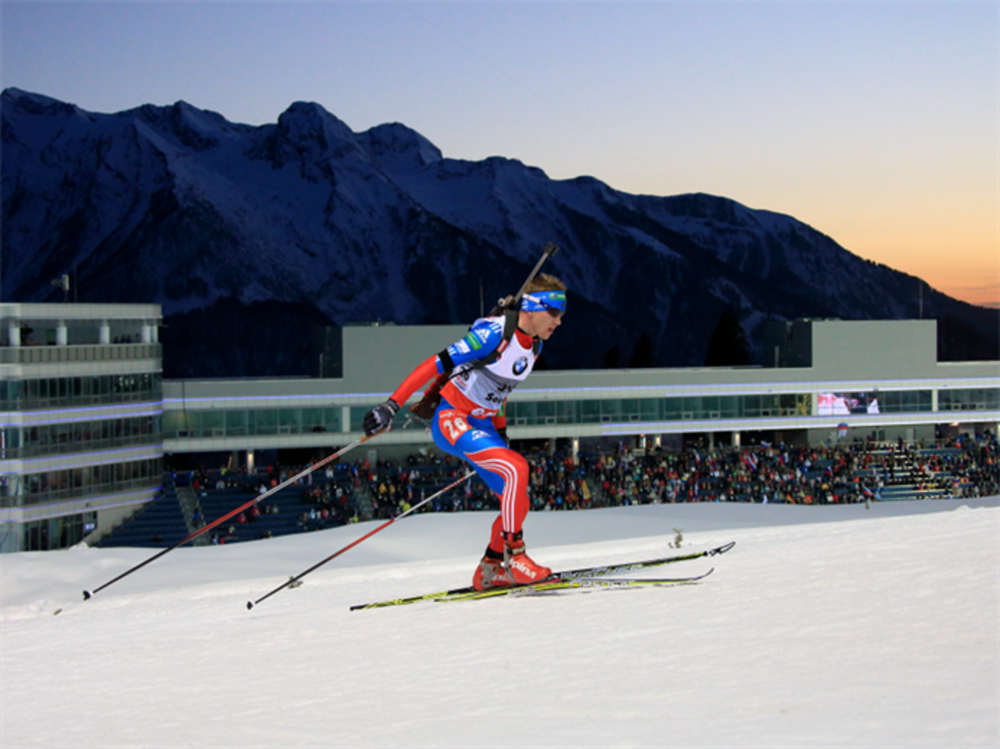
xmin=362 ymin=356 xmax=435 ymax=436
xmin=363 ymin=322 xmax=503 ymax=436
xmin=389 ymin=355 xmax=440 ymax=408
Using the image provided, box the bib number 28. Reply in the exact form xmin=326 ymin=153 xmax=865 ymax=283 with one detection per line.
xmin=439 ymin=410 xmax=471 ymax=445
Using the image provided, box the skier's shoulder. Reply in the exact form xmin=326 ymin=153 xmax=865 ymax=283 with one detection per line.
xmin=465 ymin=315 xmax=505 ymax=349
xmin=444 ymin=315 xmax=504 ymax=363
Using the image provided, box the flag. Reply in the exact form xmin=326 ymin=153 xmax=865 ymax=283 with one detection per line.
xmin=743 ymin=453 xmax=757 ymax=471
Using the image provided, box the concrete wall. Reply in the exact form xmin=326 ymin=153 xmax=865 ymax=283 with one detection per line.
xmin=810 ymin=320 xmax=938 ymax=379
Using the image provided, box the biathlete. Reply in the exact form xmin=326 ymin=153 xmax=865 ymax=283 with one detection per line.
xmin=362 ymin=274 xmax=567 ymax=590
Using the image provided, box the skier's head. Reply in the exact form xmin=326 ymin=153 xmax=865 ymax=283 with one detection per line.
xmin=521 ymin=274 xmax=567 ymax=315
xmin=520 ymin=274 xmax=566 ymax=340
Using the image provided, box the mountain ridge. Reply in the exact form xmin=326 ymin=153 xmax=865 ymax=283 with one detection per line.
xmin=2 ymin=88 xmax=995 ymax=376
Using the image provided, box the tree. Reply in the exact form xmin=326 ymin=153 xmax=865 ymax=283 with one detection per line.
xmin=629 ymin=332 xmax=656 ymax=368
xmin=601 ymin=345 xmax=623 ymax=369
xmin=704 ymin=308 xmax=751 ymax=366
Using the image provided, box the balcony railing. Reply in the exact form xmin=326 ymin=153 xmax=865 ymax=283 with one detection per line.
xmin=0 ymin=343 xmax=161 ymax=365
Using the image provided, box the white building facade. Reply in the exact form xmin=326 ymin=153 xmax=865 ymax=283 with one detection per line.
xmin=0 ymin=304 xmax=163 ymax=551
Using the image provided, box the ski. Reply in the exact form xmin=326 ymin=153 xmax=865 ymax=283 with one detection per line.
xmin=435 ymin=569 xmax=714 ymax=603
xmin=349 ymin=541 xmax=734 ymax=610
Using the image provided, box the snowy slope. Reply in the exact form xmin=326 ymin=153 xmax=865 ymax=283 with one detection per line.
xmin=2 ymin=498 xmax=997 ymax=748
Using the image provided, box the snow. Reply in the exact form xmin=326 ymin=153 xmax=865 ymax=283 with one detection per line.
xmin=3 ymin=498 xmax=997 ymax=748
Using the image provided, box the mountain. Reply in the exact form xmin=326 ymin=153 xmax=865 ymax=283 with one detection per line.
xmin=2 ymin=88 xmax=996 ymax=376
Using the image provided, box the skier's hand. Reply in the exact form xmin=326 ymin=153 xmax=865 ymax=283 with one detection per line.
xmin=363 ymin=399 xmax=399 ymax=436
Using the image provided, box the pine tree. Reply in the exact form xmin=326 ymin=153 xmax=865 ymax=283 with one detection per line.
xmin=629 ymin=332 xmax=656 ymax=368
xmin=704 ymin=308 xmax=751 ymax=366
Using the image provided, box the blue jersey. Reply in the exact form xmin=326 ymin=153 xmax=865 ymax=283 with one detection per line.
xmin=440 ymin=316 xmax=541 ymax=418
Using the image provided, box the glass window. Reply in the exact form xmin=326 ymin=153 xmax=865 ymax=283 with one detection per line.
xmin=557 ymin=400 xmax=578 ymax=424
xmin=580 ymin=400 xmax=602 ymax=424
xmin=201 ymin=411 xmax=224 ymax=433
xmin=510 ymin=401 xmax=535 ymax=425
xmin=719 ymin=396 xmax=741 ymax=418
xmin=225 ymin=411 xmax=247 ymax=436
xmin=163 ymin=411 xmax=188 ymax=437
xmin=324 ymin=407 xmax=341 ymax=432
xmin=662 ymin=398 xmax=682 ymax=420
xmin=681 ymin=396 xmax=702 ymax=419
xmin=278 ymin=409 xmax=300 ymax=432
xmin=639 ymin=398 xmax=660 ymax=421
xmin=535 ymin=401 xmax=557 ymax=424
xmin=255 ymin=410 xmax=278 ymax=435
xmin=619 ymin=399 xmax=640 ymax=421
xmin=300 ymin=408 xmax=324 ymax=433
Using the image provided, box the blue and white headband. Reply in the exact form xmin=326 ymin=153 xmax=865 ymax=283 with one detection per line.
xmin=521 ymin=290 xmax=567 ymax=314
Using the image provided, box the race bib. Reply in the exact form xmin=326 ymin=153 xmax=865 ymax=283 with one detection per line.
xmin=438 ymin=409 xmax=471 ymax=446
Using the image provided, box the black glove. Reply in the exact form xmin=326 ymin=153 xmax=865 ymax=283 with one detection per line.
xmin=363 ymin=399 xmax=399 ymax=437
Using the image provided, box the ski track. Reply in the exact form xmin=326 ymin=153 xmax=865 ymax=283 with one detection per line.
xmin=1 ymin=500 xmax=997 ymax=748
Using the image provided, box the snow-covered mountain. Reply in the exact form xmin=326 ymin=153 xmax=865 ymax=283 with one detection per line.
xmin=2 ymin=88 xmax=995 ymax=375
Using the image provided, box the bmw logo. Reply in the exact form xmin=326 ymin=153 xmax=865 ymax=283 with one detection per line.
xmin=513 ymin=356 xmax=529 ymax=375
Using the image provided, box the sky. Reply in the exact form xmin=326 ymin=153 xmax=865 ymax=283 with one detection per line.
xmin=1 ymin=1 xmax=997 ymax=308
xmin=2 ymin=499 xmax=998 ymax=746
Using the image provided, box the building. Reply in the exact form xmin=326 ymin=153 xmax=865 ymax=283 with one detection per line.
xmin=0 ymin=304 xmax=163 ymax=552
xmin=1 ymin=304 xmax=996 ymax=551
xmin=161 ymin=319 xmax=998 ymax=467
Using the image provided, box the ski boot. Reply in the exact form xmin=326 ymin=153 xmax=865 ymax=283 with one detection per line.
xmin=503 ymin=530 xmax=552 ymax=584
xmin=472 ymin=548 xmax=512 ymax=591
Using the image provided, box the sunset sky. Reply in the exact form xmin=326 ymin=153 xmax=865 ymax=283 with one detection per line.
xmin=2 ymin=1 xmax=997 ymax=308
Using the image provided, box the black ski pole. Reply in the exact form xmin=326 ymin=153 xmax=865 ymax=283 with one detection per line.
xmin=247 ymin=470 xmax=476 ymax=610
xmin=83 ymin=435 xmax=373 ymax=600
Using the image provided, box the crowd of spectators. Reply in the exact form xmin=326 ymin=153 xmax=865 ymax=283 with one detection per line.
xmin=177 ymin=431 xmax=998 ymax=537
xmin=357 ymin=431 xmax=998 ymax=517
xmin=532 ymin=433 xmax=997 ymax=507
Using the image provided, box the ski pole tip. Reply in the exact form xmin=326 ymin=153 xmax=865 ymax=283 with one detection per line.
xmin=246 ymin=601 xmax=254 ymax=610
xmin=82 ymin=590 xmax=92 ymax=601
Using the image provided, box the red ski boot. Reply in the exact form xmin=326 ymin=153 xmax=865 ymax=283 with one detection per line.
xmin=472 ymin=549 xmax=512 ymax=591
xmin=503 ymin=531 xmax=552 ymax=584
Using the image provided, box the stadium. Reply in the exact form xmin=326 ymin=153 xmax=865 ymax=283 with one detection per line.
xmin=1 ymin=301 xmax=996 ymax=553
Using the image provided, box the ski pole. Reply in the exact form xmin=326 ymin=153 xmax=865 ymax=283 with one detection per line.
xmin=83 ymin=436 xmax=373 ymax=600
xmin=247 ymin=469 xmax=476 ymax=610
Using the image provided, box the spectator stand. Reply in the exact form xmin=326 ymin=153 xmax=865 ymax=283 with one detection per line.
xmin=94 ymin=432 xmax=997 ymax=548
xmin=186 ymin=463 xmax=362 ymax=545
xmin=96 ymin=483 xmax=188 ymax=549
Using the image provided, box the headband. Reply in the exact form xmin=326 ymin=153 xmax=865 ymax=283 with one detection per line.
xmin=521 ymin=290 xmax=567 ymax=314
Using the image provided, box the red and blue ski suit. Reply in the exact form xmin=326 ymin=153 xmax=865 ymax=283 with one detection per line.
xmin=388 ymin=316 xmax=540 ymax=555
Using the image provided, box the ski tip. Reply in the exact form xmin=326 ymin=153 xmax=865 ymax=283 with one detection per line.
xmin=82 ymin=590 xmax=92 ymax=601
xmin=246 ymin=601 xmax=254 ymax=611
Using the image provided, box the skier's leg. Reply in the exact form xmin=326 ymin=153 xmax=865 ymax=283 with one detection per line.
xmin=430 ymin=406 xmax=548 ymax=586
